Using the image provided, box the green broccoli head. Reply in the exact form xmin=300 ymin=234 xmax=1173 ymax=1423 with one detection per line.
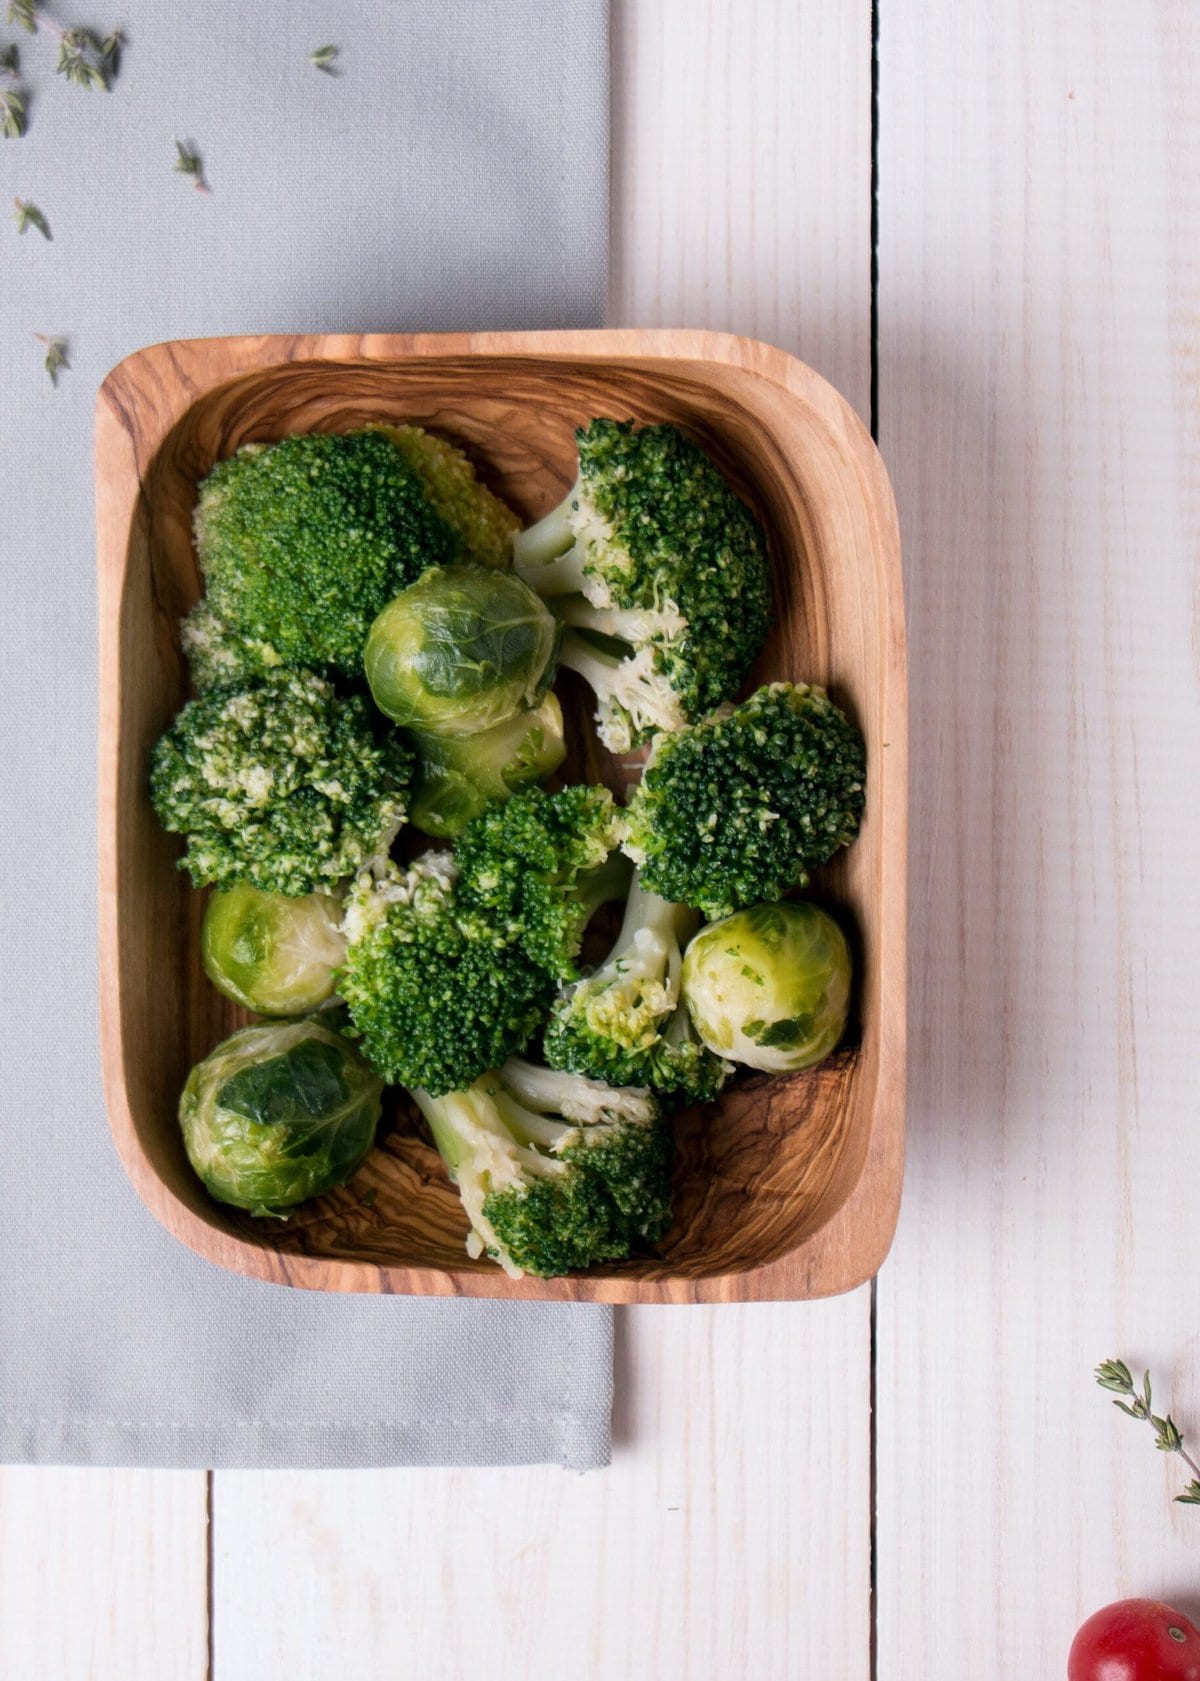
xmin=179 ymin=598 xmax=282 ymax=692
xmin=543 ymin=870 xmax=730 ymax=1104
xmin=193 ymin=431 xmax=457 ymax=679
xmin=513 ymin=419 xmax=772 ymax=750
xmin=150 ymin=670 xmax=411 ymax=896
xmin=454 ymin=784 xmax=628 ymax=981
xmin=367 ymin=424 xmax=519 ymax=569
xmin=412 ymin=1057 xmax=672 ymax=1277
xmin=338 ymin=855 xmax=554 ymax=1096
xmin=622 ymin=682 xmax=866 ymax=920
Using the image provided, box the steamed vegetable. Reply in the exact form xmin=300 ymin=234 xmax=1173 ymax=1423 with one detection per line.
xmin=408 ymin=691 xmax=567 ymax=839
xmin=200 ymin=883 xmax=345 ymax=1015
xmin=364 ymin=564 xmax=560 ymax=736
xmin=338 ymin=852 xmax=555 ymax=1097
xmin=412 ymin=1057 xmax=671 ymax=1277
xmin=179 ymin=1018 xmax=382 ymax=1216
xmin=513 ymin=418 xmax=771 ymax=750
xmin=190 ymin=430 xmax=457 ymax=680
xmin=680 ymin=901 xmax=852 ymax=1073
xmin=543 ymin=869 xmax=728 ymax=1102
xmin=454 ymin=784 xmax=628 ymax=982
xmin=367 ymin=424 xmax=518 ymax=569
xmin=150 ymin=670 xmax=410 ymax=896
xmin=156 ymin=411 xmax=874 ymax=1275
xmin=623 ymin=682 xmax=866 ymax=919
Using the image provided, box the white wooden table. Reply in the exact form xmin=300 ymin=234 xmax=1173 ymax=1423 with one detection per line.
xmin=4 ymin=3 xmax=1198 ymax=1673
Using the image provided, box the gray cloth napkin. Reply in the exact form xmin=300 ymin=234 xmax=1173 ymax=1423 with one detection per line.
xmin=0 ymin=0 xmax=613 ymax=1470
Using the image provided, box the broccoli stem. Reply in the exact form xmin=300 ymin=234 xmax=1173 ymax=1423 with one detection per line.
xmin=554 ymin=597 xmax=686 ymax=645
xmin=556 ymin=629 xmax=687 ymax=746
xmin=491 ymin=1088 xmax=574 ymax=1152
xmin=576 ymin=847 xmax=633 ymax=921
xmin=498 ymin=1057 xmax=652 ymax=1128
xmin=413 ymin=1083 xmax=566 ymax=1277
xmin=414 ymin=1086 xmax=557 ymax=1182
xmin=609 ymin=871 xmax=698 ymax=973
xmin=511 ymin=476 xmax=589 ymax=589
xmin=411 ymin=1087 xmax=476 ymax=1179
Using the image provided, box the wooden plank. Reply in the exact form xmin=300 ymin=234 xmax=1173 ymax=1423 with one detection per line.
xmin=610 ymin=0 xmax=872 ymax=421
xmin=213 ymin=4 xmax=876 ymax=1678
xmin=876 ymin=2 xmax=1200 ymax=1672
xmin=212 ymin=1303 xmax=870 ymax=1681
xmin=0 ymin=1469 xmax=208 ymax=1680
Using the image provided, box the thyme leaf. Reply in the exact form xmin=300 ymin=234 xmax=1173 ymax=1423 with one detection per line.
xmin=11 ymin=194 xmax=49 ymax=235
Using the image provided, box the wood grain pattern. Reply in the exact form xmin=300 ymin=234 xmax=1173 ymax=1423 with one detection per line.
xmin=96 ymin=327 xmax=905 ymax=1303
xmin=0 ymin=1469 xmax=208 ymax=1678
xmin=213 ymin=1298 xmax=871 ymax=1681
xmin=875 ymin=1 xmax=1200 ymax=1674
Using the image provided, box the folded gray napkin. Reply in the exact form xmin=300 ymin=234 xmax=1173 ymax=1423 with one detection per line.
xmin=0 ymin=0 xmax=613 ymax=1470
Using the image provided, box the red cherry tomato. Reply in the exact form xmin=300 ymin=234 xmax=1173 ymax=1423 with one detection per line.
xmin=1069 ymin=1600 xmax=1200 ymax=1681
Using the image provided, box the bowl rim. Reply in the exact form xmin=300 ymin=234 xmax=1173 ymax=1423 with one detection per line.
xmin=96 ymin=326 xmax=906 ymax=1303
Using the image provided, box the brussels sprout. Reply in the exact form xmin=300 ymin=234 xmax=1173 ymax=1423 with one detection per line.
xmin=179 ymin=1019 xmax=382 ymax=1216
xmin=200 ymin=883 xmax=347 ymax=1015
xmin=680 ymin=901 xmax=852 ymax=1073
xmin=409 ymin=690 xmax=567 ymax=838
xmin=365 ymin=564 xmax=561 ymax=736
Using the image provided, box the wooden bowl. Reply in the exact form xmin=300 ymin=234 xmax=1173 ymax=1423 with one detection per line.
xmin=96 ymin=329 xmax=905 ymax=1302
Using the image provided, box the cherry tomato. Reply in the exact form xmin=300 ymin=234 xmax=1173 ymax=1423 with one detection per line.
xmin=1069 ymin=1599 xmax=1200 ymax=1681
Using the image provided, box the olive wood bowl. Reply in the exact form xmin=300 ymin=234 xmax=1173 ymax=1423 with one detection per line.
xmin=96 ymin=329 xmax=906 ymax=1302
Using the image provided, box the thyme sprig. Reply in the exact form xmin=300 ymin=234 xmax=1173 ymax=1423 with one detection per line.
xmin=5 ymin=5 xmax=122 ymax=88
xmin=34 ymin=331 xmax=68 ymax=384
xmin=0 ymin=83 xmax=22 ymax=134
xmin=173 ymin=138 xmax=209 ymax=194
xmin=11 ymin=194 xmax=49 ymax=235
xmin=56 ymin=24 xmax=120 ymax=88
xmin=1096 ymin=1359 xmax=1200 ymax=1504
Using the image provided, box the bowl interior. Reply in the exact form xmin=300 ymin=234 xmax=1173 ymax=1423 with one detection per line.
xmin=113 ymin=347 xmax=888 ymax=1288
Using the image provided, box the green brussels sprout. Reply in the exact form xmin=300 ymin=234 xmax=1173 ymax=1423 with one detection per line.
xmin=409 ymin=690 xmax=567 ymax=839
xmin=179 ymin=1019 xmax=382 ymax=1216
xmin=364 ymin=564 xmax=561 ymax=736
xmin=680 ymin=901 xmax=852 ymax=1073
xmin=200 ymin=883 xmax=347 ymax=1015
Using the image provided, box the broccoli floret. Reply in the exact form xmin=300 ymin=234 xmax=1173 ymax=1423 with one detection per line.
xmin=368 ymin=424 xmax=519 ymax=569
xmin=512 ymin=419 xmax=771 ymax=751
xmin=193 ymin=431 xmax=457 ymax=679
xmin=455 ymin=784 xmax=628 ymax=981
xmin=623 ymin=682 xmax=866 ymax=919
xmin=338 ymin=855 xmax=554 ymax=1096
xmin=412 ymin=1057 xmax=672 ymax=1277
xmin=179 ymin=598 xmax=284 ymax=692
xmin=150 ymin=670 xmax=411 ymax=896
xmin=543 ymin=869 xmax=729 ymax=1102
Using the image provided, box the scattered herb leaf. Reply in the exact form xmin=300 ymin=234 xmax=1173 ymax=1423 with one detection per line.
xmin=0 ymin=41 xmax=18 ymax=74
xmin=173 ymin=138 xmax=209 ymax=194
xmin=57 ymin=26 xmax=109 ymax=89
xmin=98 ymin=25 xmax=121 ymax=72
xmin=1096 ymin=1358 xmax=1200 ymax=1505
xmin=308 ymin=42 xmax=337 ymax=72
xmin=11 ymin=194 xmax=49 ymax=236
xmin=6 ymin=0 xmax=37 ymax=32
xmin=0 ymin=83 xmax=23 ymax=135
xmin=34 ymin=332 xmax=68 ymax=385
